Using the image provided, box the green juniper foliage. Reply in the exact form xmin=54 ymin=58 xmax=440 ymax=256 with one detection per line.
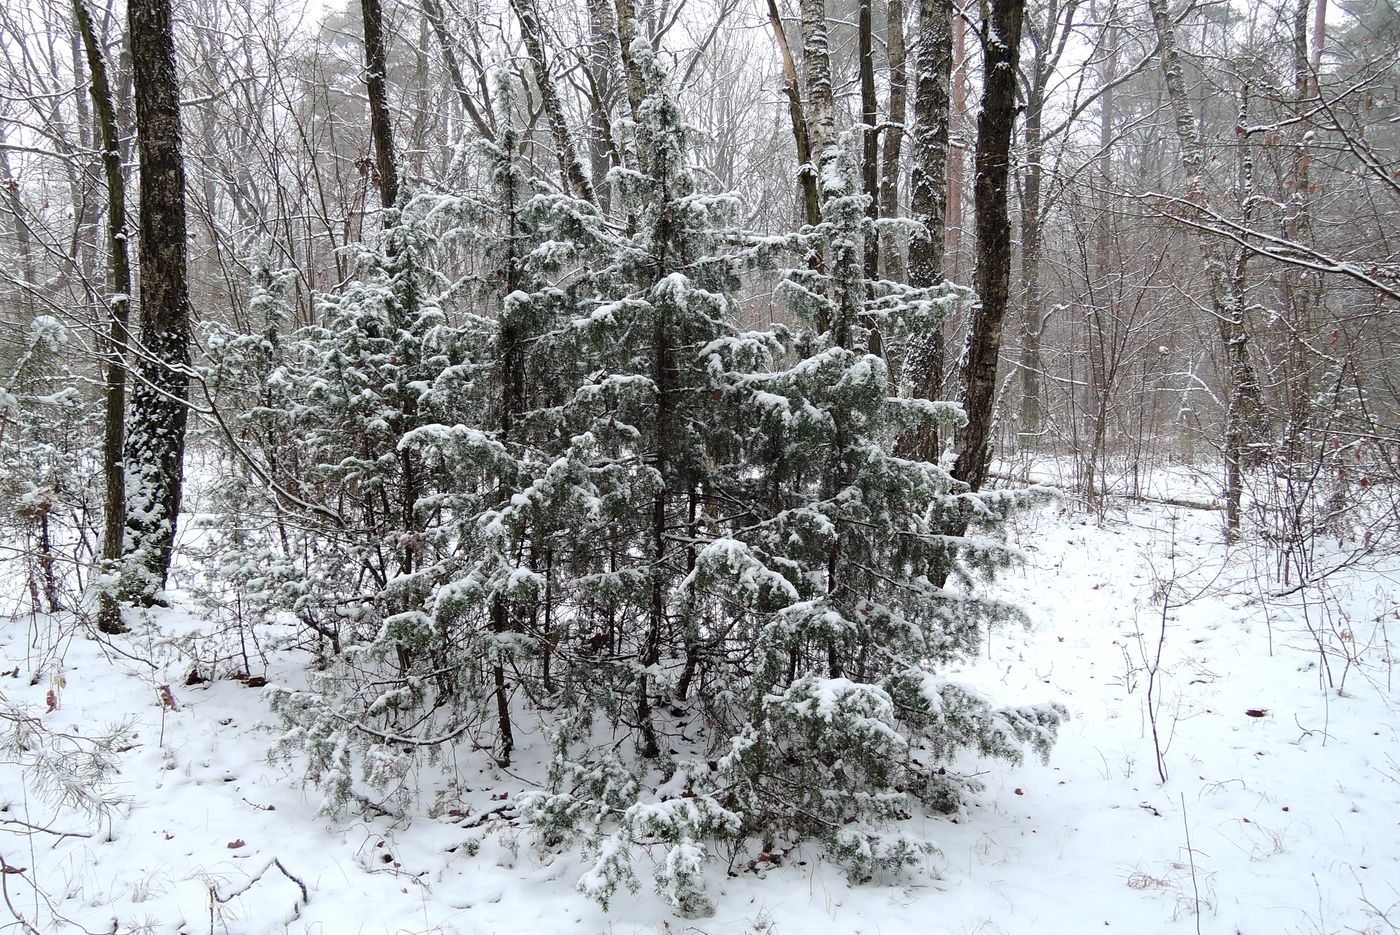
xmin=0 ymin=316 xmax=94 ymax=611
xmin=200 ymin=53 xmax=1064 ymax=913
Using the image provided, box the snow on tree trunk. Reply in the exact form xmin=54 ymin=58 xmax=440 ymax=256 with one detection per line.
xmin=122 ymin=0 xmax=191 ymax=602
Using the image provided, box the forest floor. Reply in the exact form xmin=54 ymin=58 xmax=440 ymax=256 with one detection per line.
xmin=3 ymin=473 xmax=1399 ymax=935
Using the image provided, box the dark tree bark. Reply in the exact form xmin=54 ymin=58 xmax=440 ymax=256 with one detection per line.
xmin=487 ymin=138 xmax=528 ymax=765
xmin=908 ymin=0 xmax=952 ymax=290
xmin=68 ymin=28 xmax=100 ymax=284
xmin=858 ymin=0 xmax=880 ymax=269
xmin=122 ymin=0 xmax=191 ymax=601
xmin=878 ymin=0 xmax=908 ymax=282
xmin=358 ymin=0 xmax=431 ymax=652
xmin=858 ymin=0 xmax=883 ymax=355
xmin=74 ymin=0 xmax=132 ymax=633
xmin=950 ymin=0 xmax=1025 ymax=493
xmin=899 ymin=0 xmax=953 ymax=461
xmin=360 ymin=0 xmax=400 ymax=209
xmin=639 ymin=174 xmax=676 ymax=761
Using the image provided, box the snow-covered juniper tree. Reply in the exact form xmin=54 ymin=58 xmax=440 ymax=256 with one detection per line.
xmin=197 ymin=259 xmax=336 ymax=659
xmin=0 ymin=316 xmax=94 ymax=613
xmin=197 ymin=191 xmax=495 ymax=806
xmin=253 ymin=206 xmax=492 ymax=808
xmin=233 ymin=87 xmax=613 ymax=805
xmin=202 ymin=45 xmax=1063 ymax=917
xmin=364 ymin=101 xmax=615 ymax=771
xmin=517 ymin=50 xmax=1065 ymax=913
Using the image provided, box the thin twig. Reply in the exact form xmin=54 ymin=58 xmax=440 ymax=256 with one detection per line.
xmin=0 ymin=853 xmax=41 ymax=935
xmin=1180 ymin=793 xmax=1202 ymax=935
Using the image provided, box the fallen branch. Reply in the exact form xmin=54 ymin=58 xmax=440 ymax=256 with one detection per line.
xmin=986 ymin=471 xmax=1222 ymax=511
xmin=0 ymin=817 xmax=93 ymax=840
xmin=213 ymin=857 xmax=310 ymax=919
xmin=456 ymin=802 xmax=517 ymax=829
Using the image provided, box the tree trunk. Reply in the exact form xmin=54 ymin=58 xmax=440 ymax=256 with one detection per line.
xmin=122 ymin=0 xmax=191 ymax=601
xmin=858 ymin=0 xmax=882 ymax=355
xmin=74 ymin=0 xmax=132 ymax=634
xmin=614 ymin=0 xmax=645 ymax=127
xmin=1083 ymin=0 xmax=1116 ymax=498
xmin=0 ymin=137 xmax=37 ymax=319
xmin=900 ymin=0 xmax=953 ymax=461
xmin=360 ymin=0 xmax=400 ymax=209
xmin=859 ymin=0 xmax=880 ymax=253
xmin=799 ymin=0 xmax=837 ymax=167
xmin=509 ymin=0 xmax=596 ymax=203
xmin=585 ymin=0 xmax=624 ymax=210
xmin=946 ymin=14 xmax=965 ymax=275
xmin=421 ymin=0 xmax=494 ymax=138
xmin=878 ymin=0 xmax=908 ymax=282
xmin=69 ymin=26 xmax=99 ymax=285
xmin=489 ymin=142 xmax=529 ymax=765
xmin=766 ymin=0 xmax=820 ymax=227
xmin=1016 ymin=0 xmax=1081 ymax=449
xmin=1016 ymin=41 xmax=1049 ymax=450
xmin=1146 ymin=0 xmax=1265 ymax=536
xmin=950 ymin=0 xmax=1025 ymax=493
xmin=1308 ymin=0 xmax=1326 ymax=80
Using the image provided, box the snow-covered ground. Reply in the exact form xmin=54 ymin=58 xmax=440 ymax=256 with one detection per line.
xmin=3 ymin=494 xmax=1398 ymax=935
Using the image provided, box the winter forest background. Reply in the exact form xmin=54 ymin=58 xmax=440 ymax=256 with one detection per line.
xmin=0 ymin=0 xmax=1397 ymax=930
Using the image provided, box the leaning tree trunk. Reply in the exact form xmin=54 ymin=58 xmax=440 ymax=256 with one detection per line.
xmin=950 ymin=0 xmax=1025 ymax=493
xmin=421 ymin=0 xmax=493 ymax=138
xmin=765 ymin=0 xmax=820 ymax=227
xmin=74 ymin=0 xmax=132 ymax=633
xmin=121 ymin=0 xmax=191 ymax=602
xmin=509 ymin=0 xmax=596 ymax=203
xmin=899 ymin=0 xmax=954 ymax=461
xmin=1146 ymin=0 xmax=1264 ymax=537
